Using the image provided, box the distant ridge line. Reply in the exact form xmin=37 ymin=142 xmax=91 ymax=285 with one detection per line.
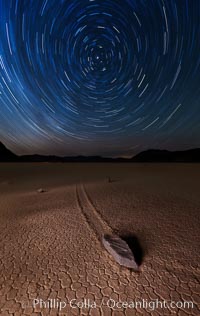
xmin=0 ymin=141 xmax=200 ymax=162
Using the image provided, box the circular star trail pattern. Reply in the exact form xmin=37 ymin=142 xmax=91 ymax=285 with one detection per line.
xmin=0 ymin=0 xmax=200 ymax=155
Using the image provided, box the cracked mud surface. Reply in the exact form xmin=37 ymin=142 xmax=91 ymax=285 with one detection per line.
xmin=0 ymin=163 xmax=199 ymax=315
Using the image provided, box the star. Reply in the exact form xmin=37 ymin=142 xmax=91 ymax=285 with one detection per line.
xmin=0 ymin=0 xmax=199 ymax=156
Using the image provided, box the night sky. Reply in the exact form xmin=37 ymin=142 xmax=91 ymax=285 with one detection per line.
xmin=0 ymin=0 xmax=200 ymax=157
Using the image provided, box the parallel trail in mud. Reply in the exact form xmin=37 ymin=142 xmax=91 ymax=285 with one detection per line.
xmin=76 ymin=183 xmax=113 ymax=241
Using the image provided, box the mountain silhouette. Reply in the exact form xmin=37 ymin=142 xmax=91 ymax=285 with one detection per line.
xmin=132 ymin=149 xmax=200 ymax=162
xmin=0 ymin=141 xmax=200 ymax=162
xmin=0 ymin=142 xmax=18 ymax=162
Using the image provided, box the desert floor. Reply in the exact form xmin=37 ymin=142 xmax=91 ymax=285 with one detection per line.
xmin=0 ymin=163 xmax=199 ymax=316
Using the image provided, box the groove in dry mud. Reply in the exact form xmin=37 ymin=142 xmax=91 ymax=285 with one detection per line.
xmin=76 ymin=184 xmax=112 ymax=241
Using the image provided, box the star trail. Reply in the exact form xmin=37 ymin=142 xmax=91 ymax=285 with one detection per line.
xmin=0 ymin=0 xmax=200 ymax=156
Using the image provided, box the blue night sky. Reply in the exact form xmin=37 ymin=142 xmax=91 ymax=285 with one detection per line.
xmin=0 ymin=0 xmax=200 ymax=157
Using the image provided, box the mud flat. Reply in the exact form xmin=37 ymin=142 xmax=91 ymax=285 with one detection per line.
xmin=0 ymin=163 xmax=199 ymax=315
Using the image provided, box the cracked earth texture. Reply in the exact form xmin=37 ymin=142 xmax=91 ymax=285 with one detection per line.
xmin=0 ymin=163 xmax=199 ymax=315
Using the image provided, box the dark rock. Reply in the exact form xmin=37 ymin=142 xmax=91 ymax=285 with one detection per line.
xmin=102 ymin=234 xmax=139 ymax=270
xmin=37 ymin=188 xmax=46 ymax=193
